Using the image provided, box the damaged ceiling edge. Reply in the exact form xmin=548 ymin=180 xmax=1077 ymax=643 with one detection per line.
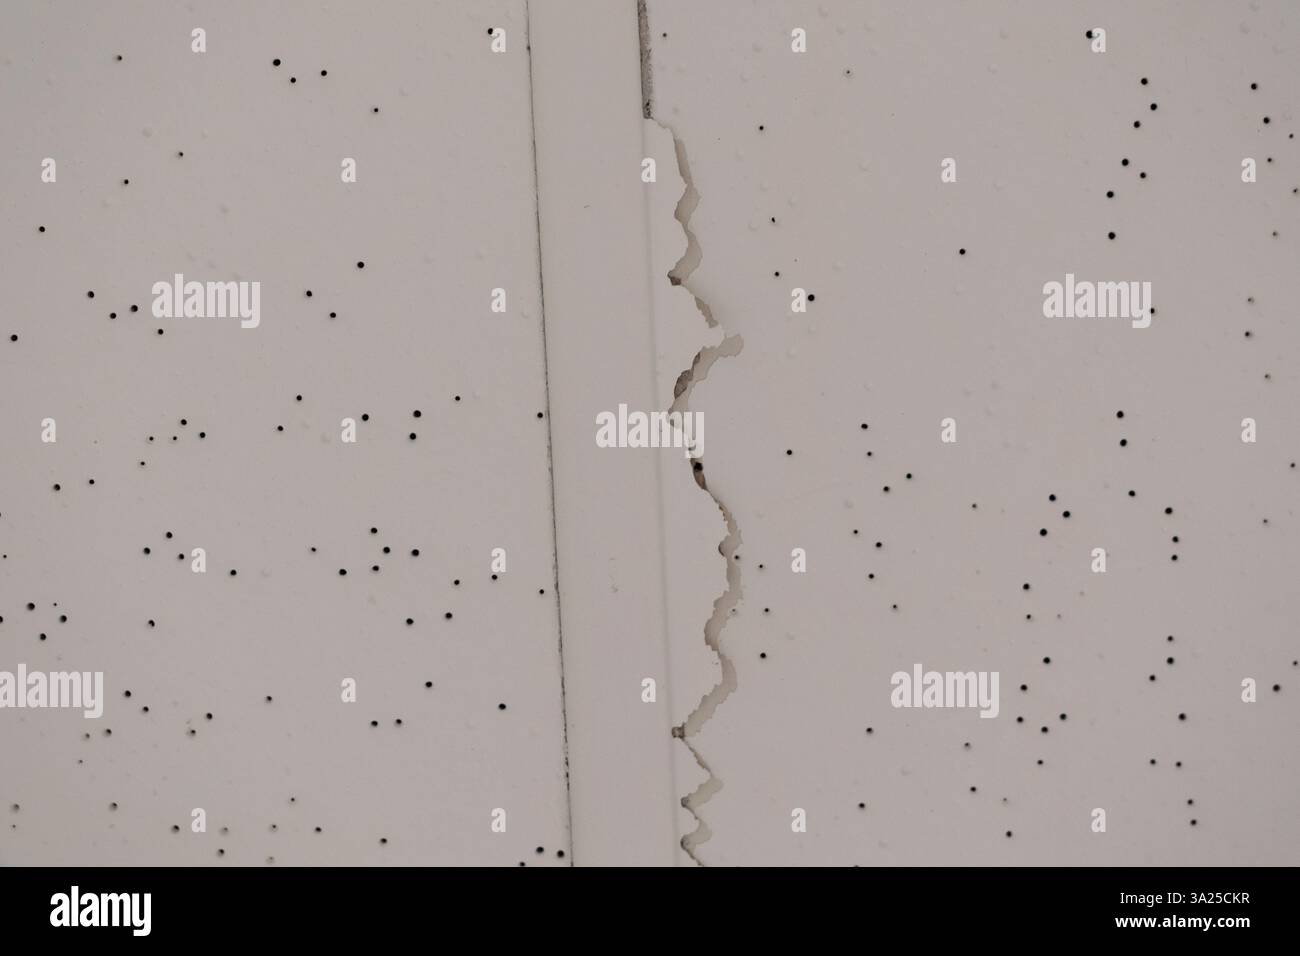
xmin=525 ymin=0 xmax=746 ymax=866
xmin=644 ymin=118 xmax=729 ymax=865
xmin=641 ymin=13 xmax=746 ymax=859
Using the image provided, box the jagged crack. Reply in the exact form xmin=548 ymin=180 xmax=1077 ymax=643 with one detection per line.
xmin=652 ymin=119 xmax=744 ymax=866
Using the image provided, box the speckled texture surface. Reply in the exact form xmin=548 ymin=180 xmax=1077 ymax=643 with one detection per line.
xmin=646 ymin=0 xmax=1299 ymax=864
xmin=3 ymin=0 xmax=1297 ymax=867
xmin=1 ymin=0 xmax=569 ymax=866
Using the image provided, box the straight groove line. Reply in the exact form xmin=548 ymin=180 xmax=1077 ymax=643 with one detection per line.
xmin=524 ymin=0 xmax=576 ymax=866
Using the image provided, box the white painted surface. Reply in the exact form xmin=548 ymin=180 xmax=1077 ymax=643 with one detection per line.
xmin=1 ymin=0 xmax=568 ymax=866
xmin=645 ymin=0 xmax=1300 ymax=864
xmin=3 ymin=0 xmax=1296 ymax=868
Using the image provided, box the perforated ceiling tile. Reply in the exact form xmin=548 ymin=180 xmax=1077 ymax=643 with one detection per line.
xmin=0 ymin=0 xmax=568 ymax=866
xmin=3 ymin=0 xmax=1297 ymax=872
xmin=644 ymin=0 xmax=1299 ymax=865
